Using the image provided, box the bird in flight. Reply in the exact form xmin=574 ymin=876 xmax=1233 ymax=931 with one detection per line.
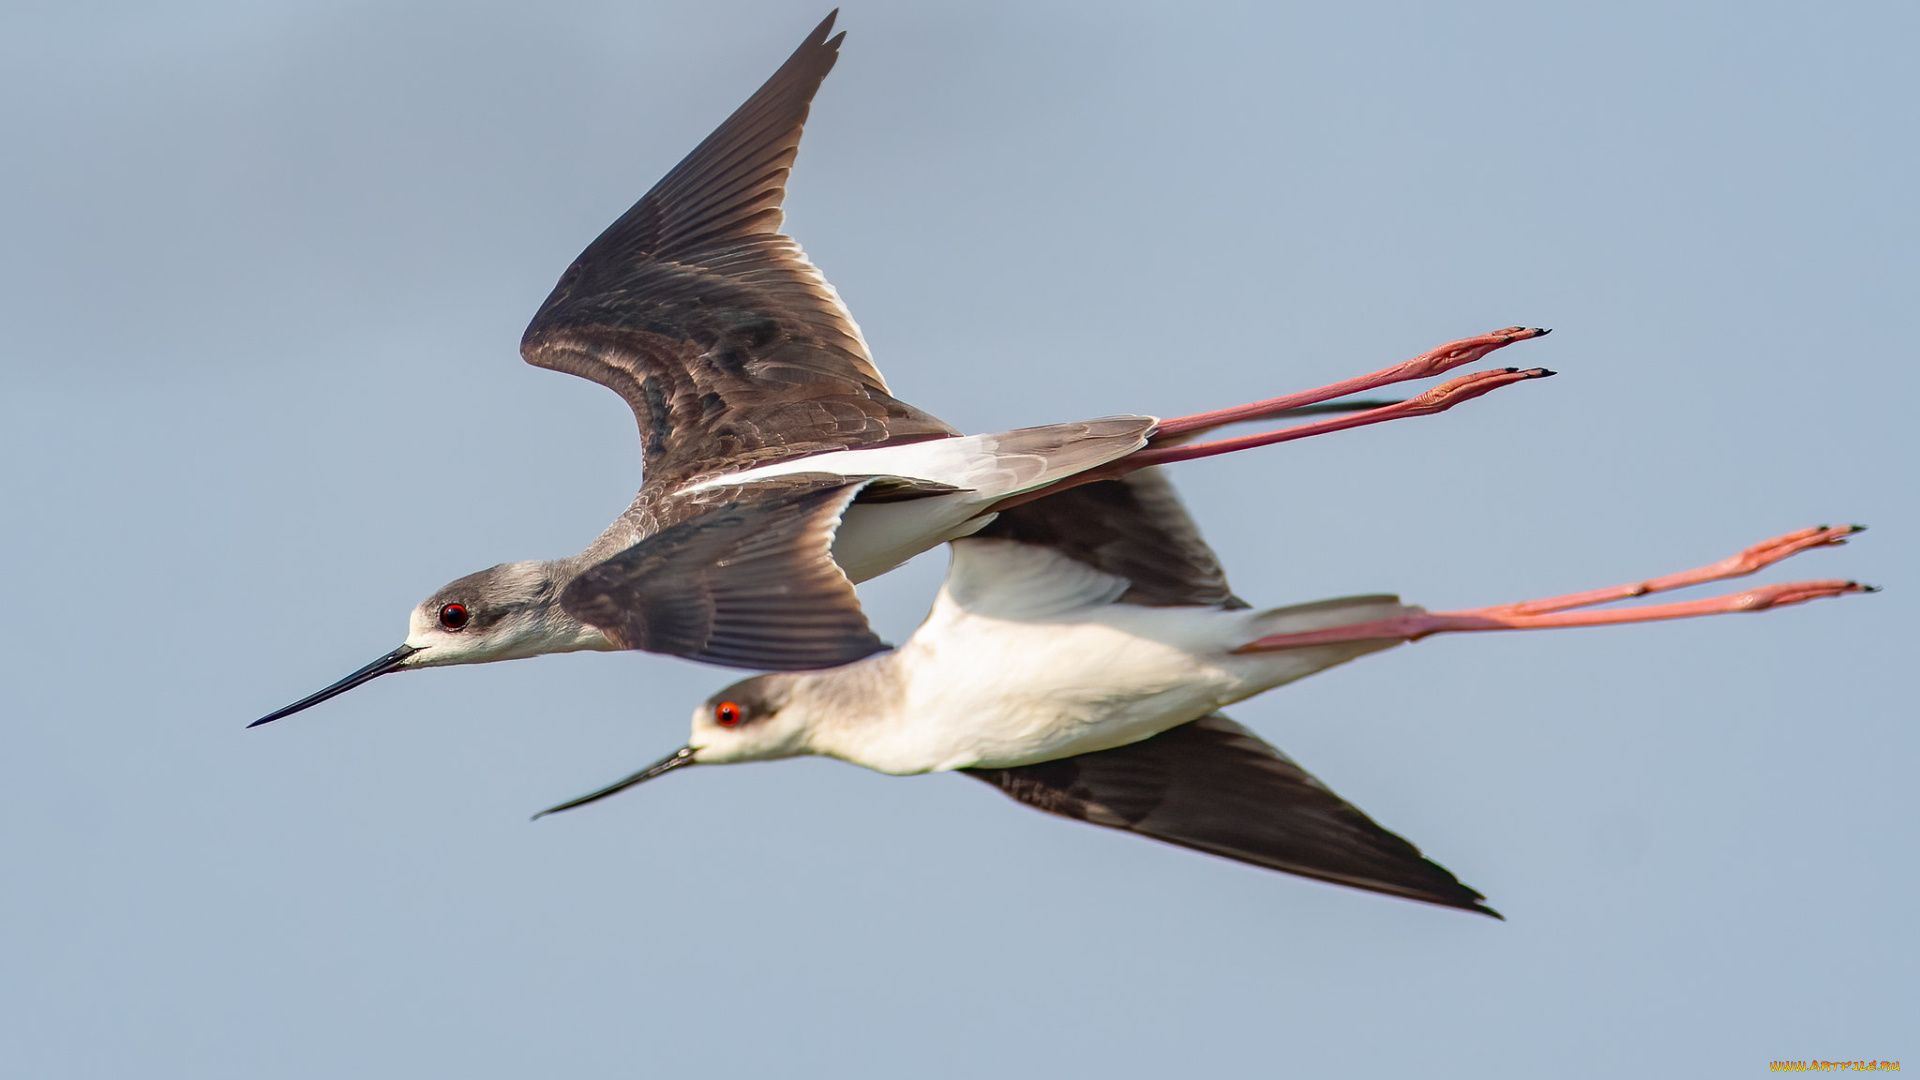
xmin=531 ymin=464 xmax=1869 ymax=913
xmin=249 ymin=11 xmax=1548 ymax=728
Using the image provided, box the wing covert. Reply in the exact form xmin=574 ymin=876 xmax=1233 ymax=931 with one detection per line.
xmin=560 ymin=478 xmax=889 ymax=670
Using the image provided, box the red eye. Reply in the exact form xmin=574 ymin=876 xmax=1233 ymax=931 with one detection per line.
xmin=439 ymin=603 xmax=469 ymax=630
xmin=714 ymin=701 xmax=742 ymax=727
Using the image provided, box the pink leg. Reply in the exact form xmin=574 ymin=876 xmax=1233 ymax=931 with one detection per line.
xmin=1152 ymin=326 xmax=1550 ymax=441
xmin=1483 ymin=525 xmax=1864 ymax=616
xmin=1236 ymin=527 xmax=1874 ymax=652
xmin=1126 ymin=366 xmax=1553 ymax=471
xmin=988 ymin=366 xmax=1553 ymax=513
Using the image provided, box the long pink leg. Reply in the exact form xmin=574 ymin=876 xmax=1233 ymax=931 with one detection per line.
xmin=989 ymin=366 xmax=1552 ymax=513
xmin=1152 ymin=326 xmax=1550 ymax=441
xmin=1126 ymin=365 xmax=1553 ymax=470
xmin=1482 ymin=525 xmax=1865 ymax=616
xmin=1236 ymin=527 xmax=1874 ymax=652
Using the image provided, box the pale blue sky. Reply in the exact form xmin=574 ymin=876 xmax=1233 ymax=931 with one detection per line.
xmin=2 ymin=2 xmax=1912 ymax=1076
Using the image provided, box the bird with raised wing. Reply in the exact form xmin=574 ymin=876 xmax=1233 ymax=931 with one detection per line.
xmin=534 ymin=470 xmax=1871 ymax=914
xmin=250 ymin=11 xmax=1548 ymax=727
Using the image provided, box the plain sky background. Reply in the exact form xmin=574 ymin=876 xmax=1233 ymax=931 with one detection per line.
xmin=3 ymin=1 xmax=1912 ymax=1076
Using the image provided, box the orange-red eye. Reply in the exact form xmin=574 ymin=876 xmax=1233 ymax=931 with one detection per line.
xmin=714 ymin=701 xmax=742 ymax=727
xmin=439 ymin=603 xmax=469 ymax=630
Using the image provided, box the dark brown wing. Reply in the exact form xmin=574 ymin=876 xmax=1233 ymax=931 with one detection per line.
xmin=521 ymin=12 xmax=955 ymax=497
xmin=971 ymin=468 xmax=1243 ymax=607
xmin=560 ymin=478 xmax=888 ymax=670
xmin=964 ymin=715 xmax=1498 ymax=916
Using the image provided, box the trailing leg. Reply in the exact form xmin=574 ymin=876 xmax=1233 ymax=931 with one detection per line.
xmin=1152 ymin=325 xmax=1550 ymax=441
xmin=1235 ymin=526 xmax=1873 ymax=652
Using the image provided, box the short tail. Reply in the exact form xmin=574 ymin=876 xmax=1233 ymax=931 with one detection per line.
xmin=973 ymin=416 xmax=1157 ymax=498
xmin=1247 ymin=594 xmax=1419 ymax=640
xmin=1234 ymin=594 xmax=1422 ymax=682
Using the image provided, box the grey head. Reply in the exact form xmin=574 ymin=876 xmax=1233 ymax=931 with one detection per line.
xmin=248 ymin=559 xmax=614 ymax=727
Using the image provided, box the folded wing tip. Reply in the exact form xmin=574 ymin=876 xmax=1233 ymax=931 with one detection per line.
xmin=803 ymin=9 xmax=846 ymax=60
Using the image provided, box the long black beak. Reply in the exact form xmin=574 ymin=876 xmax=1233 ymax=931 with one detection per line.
xmin=248 ymin=645 xmax=422 ymax=728
xmin=531 ymin=746 xmax=699 ymax=820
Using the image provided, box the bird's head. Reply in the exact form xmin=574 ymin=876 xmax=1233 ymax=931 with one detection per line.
xmin=682 ymin=675 xmax=815 ymax=765
xmin=401 ymin=561 xmax=606 ymax=666
xmin=248 ymin=559 xmax=612 ymax=728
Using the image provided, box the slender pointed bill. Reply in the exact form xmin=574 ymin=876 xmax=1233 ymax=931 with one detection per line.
xmin=532 ymin=747 xmax=698 ymax=820
xmin=248 ymin=645 xmax=422 ymax=728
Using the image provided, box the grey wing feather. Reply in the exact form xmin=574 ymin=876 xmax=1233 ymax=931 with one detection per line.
xmin=964 ymin=715 xmax=1497 ymax=916
xmin=971 ymin=468 xmax=1242 ymax=607
xmin=560 ymin=479 xmax=888 ymax=670
xmin=521 ymin=12 xmax=955 ymax=496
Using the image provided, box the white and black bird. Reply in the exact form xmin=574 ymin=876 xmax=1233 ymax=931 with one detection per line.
xmin=251 ymin=12 xmax=1547 ymax=727
xmin=534 ymin=471 xmax=1870 ymax=914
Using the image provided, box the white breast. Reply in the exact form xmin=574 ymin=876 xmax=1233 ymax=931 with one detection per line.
xmin=813 ymin=540 xmax=1415 ymax=775
xmin=823 ymin=542 xmax=1256 ymax=773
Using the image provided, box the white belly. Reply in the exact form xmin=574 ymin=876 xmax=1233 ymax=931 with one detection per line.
xmin=818 ymin=541 xmax=1412 ymax=775
xmin=841 ymin=606 xmax=1268 ymax=774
